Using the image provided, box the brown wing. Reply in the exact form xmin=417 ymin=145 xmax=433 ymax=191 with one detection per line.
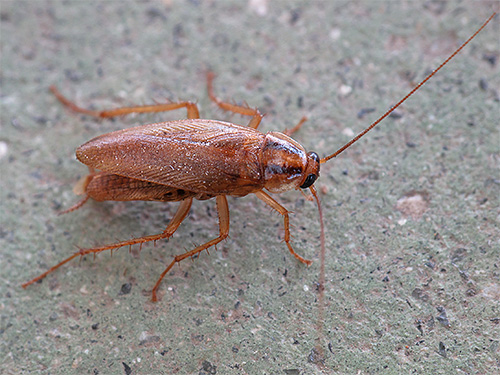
xmin=86 ymin=172 xmax=213 ymax=202
xmin=76 ymin=119 xmax=266 ymax=196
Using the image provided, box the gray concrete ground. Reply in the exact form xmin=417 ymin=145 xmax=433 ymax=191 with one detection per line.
xmin=1 ymin=1 xmax=499 ymax=374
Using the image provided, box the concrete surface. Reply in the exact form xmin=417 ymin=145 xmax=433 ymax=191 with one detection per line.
xmin=1 ymin=1 xmax=499 ymax=374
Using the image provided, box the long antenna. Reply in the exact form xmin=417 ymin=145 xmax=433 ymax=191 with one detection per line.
xmin=320 ymin=12 xmax=496 ymax=164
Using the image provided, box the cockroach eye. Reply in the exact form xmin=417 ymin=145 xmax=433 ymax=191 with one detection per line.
xmin=300 ymin=151 xmax=320 ymax=189
xmin=300 ymin=173 xmax=317 ymax=189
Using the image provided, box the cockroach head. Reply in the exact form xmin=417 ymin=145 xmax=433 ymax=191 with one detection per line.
xmin=262 ymin=132 xmax=320 ymax=193
xmin=300 ymin=152 xmax=320 ymax=189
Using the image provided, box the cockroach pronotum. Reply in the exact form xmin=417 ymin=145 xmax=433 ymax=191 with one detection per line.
xmin=22 ymin=13 xmax=495 ymax=302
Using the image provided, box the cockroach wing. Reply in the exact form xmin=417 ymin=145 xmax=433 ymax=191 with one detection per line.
xmin=86 ymin=171 xmax=208 ymax=202
xmin=76 ymin=119 xmax=266 ymax=196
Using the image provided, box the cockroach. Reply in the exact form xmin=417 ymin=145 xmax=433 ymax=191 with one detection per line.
xmin=22 ymin=14 xmax=495 ymax=302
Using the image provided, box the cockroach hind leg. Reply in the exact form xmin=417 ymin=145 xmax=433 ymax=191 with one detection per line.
xmin=50 ymin=85 xmax=200 ymax=119
xmin=22 ymin=198 xmax=194 ymax=291
xmin=49 ymin=86 xmax=101 ymax=117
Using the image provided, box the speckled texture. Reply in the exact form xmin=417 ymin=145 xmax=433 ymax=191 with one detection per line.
xmin=1 ymin=1 xmax=499 ymax=374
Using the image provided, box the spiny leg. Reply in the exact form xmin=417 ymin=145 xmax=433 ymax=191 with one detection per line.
xmin=151 ymin=195 xmax=229 ymax=302
xmin=50 ymin=86 xmax=200 ymax=119
xmin=254 ymin=190 xmax=312 ymax=265
xmin=21 ymin=198 xmax=193 ymax=289
xmin=206 ymin=72 xmax=263 ymax=129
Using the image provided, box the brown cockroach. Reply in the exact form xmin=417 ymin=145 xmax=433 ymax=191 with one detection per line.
xmin=22 ymin=14 xmax=495 ymax=302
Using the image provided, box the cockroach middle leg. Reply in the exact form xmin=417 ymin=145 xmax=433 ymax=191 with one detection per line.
xmin=21 ymin=197 xmax=193 ymax=290
xmin=207 ymin=73 xmax=308 ymax=135
xmin=151 ymin=195 xmax=230 ymax=302
xmin=254 ymin=190 xmax=312 ymax=266
xmin=206 ymin=72 xmax=263 ymax=129
xmin=284 ymin=116 xmax=308 ymax=136
xmin=49 ymin=86 xmax=200 ymax=119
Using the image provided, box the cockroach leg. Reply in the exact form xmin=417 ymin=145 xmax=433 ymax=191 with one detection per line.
xmin=298 ymin=189 xmax=314 ymax=202
xmin=284 ymin=116 xmax=308 ymax=136
xmin=254 ymin=190 xmax=312 ymax=266
xmin=50 ymin=86 xmax=200 ymax=119
xmin=21 ymin=197 xmax=193 ymax=290
xmin=151 ymin=195 xmax=230 ymax=302
xmin=49 ymin=86 xmax=101 ymax=117
xmin=206 ymin=72 xmax=263 ymax=129
xmin=58 ymin=194 xmax=90 ymax=215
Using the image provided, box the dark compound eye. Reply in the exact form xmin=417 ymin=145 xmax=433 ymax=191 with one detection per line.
xmin=300 ymin=174 xmax=317 ymax=189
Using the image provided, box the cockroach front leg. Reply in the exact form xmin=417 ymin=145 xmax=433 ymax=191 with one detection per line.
xmin=151 ymin=195 xmax=230 ymax=302
xmin=254 ymin=190 xmax=312 ymax=266
xmin=206 ymin=72 xmax=263 ymax=129
xmin=49 ymin=86 xmax=200 ymax=119
xmin=22 ymin=197 xmax=193 ymax=291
